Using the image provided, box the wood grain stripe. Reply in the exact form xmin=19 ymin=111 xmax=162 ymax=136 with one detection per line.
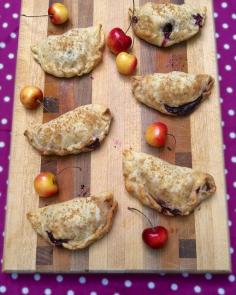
xmin=37 ymin=0 xmax=93 ymax=272
xmin=3 ymin=0 xmax=48 ymax=272
xmin=36 ymin=246 xmax=53 ymax=265
xmin=186 ymin=0 xmax=230 ymax=271
xmin=70 ymin=0 xmax=94 ymax=272
xmin=139 ymin=0 xmax=196 ymax=271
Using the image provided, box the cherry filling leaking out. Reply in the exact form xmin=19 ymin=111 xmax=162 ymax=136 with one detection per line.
xmin=46 ymin=231 xmax=70 ymax=247
xmin=162 ymin=22 xmax=173 ymax=46
xmin=192 ymin=14 xmax=203 ymax=28
xmin=164 ymin=95 xmax=203 ymax=116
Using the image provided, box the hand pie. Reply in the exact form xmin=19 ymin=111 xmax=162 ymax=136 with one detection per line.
xmin=132 ymin=71 xmax=214 ymax=116
xmin=31 ymin=25 xmax=105 ymax=78
xmin=129 ymin=2 xmax=206 ymax=47
xmin=24 ymin=104 xmax=112 ymax=156
xmin=27 ymin=192 xmax=118 ymax=250
xmin=123 ymin=150 xmax=216 ymax=216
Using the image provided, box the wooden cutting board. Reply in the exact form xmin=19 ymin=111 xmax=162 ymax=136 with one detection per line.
xmin=3 ymin=0 xmax=231 ymax=273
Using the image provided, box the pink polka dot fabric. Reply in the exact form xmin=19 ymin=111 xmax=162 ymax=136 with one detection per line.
xmin=0 ymin=0 xmax=236 ymax=294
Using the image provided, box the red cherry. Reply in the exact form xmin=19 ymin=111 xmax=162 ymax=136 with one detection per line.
xmin=107 ymin=28 xmax=132 ymax=55
xmin=142 ymin=226 xmax=168 ymax=249
xmin=128 ymin=207 xmax=168 ymax=249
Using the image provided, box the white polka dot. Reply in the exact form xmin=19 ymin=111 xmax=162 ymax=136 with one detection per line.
xmin=182 ymin=272 xmax=189 ymax=277
xmin=101 ymin=278 xmax=109 ymax=286
xmin=0 ymin=142 xmax=5 ymax=148
xmin=34 ymin=273 xmax=41 ymax=281
xmin=232 ymin=13 xmax=236 ymax=20
xmin=228 ymin=274 xmax=235 ymax=282
xmin=194 ymin=285 xmax=202 ymax=293
xmin=227 ymin=194 xmax=230 ymax=200
xmin=171 ymin=283 xmax=178 ymax=291
xmin=217 ymin=53 xmax=221 ymax=59
xmin=218 ymin=288 xmax=225 ymax=295
xmin=1 ymin=118 xmax=8 ymax=125
xmin=0 ymin=42 xmax=6 ymax=48
xmin=222 ymin=23 xmax=229 ymax=29
xmin=224 ymin=44 xmax=230 ymax=50
xmin=0 ymin=64 xmax=3 ymax=70
xmin=124 ymin=280 xmax=132 ymax=288
xmin=3 ymin=96 xmax=10 ymax=102
xmin=0 ymin=286 xmax=7 ymax=293
xmin=214 ymin=12 xmax=218 ymax=18
xmin=147 ymin=282 xmax=155 ymax=289
xmin=10 ymin=32 xmax=17 ymax=39
xmin=159 ymin=272 xmax=166 ymax=276
xmin=0 ymin=166 xmax=3 ymax=173
xmin=233 ymin=182 xmax=236 ymax=188
xmin=12 ymin=13 xmax=19 ymax=19
xmin=21 ymin=287 xmax=29 ymax=294
xmin=79 ymin=276 xmax=86 ymax=284
xmin=221 ymin=2 xmax=228 ymax=8
xmin=11 ymin=273 xmax=18 ymax=279
xmin=228 ymin=109 xmax=235 ymax=116
xmin=228 ymin=220 xmax=232 ymax=226
xmin=226 ymin=87 xmax=233 ymax=93
xmin=205 ymin=273 xmax=212 ymax=280
xmin=231 ymin=157 xmax=236 ymax=163
xmin=2 ymin=22 xmax=8 ymax=29
xmin=225 ymin=168 xmax=228 ymax=174
xmin=220 ymin=98 xmax=223 ymax=104
xmin=215 ymin=32 xmax=219 ymax=38
xmin=56 ymin=275 xmax=63 ymax=282
xmin=44 ymin=289 xmax=51 ymax=295
xmin=225 ymin=65 xmax=232 ymax=71
xmin=67 ymin=291 xmax=74 ymax=295
xmin=229 ymin=132 xmax=236 ymax=139
xmin=113 ymin=293 xmax=120 ymax=295
xmin=90 ymin=292 xmax=97 ymax=295
xmin=233 ymin=35 xmax=236 ymax=41
xmin=6 ymin=74 xmax=12 ymax=80
xmin=230 ymin=247 xmax=234 ymax=254
xmin=4 ymin=3 xmax=10 ymax=9
xmin=8 ymin=53 xmax=14 ymax=59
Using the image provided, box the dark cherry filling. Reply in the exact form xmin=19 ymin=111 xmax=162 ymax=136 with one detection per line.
xmin=164 ymin=95 xmax=203 ymax=116
xmin=46 ymin=231 xmax=69 ymax=247
xmin=86 ymin=138 xmax=100 ymax=150
xmin=132 ymin=16 xmax=138 ymax=24
xmin=192 ymin=14 xmax=203 ymax=28
xmin=161 ymin=22 xmax=173 ymax=46
xmin=156 ymin=198 xmax=181 ymax=216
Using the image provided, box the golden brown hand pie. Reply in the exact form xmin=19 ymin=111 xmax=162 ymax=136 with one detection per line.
xmin=31 ymin=25 xmax=105 ymax=78
xmin=24 ymin=104 xmax=112 ymax=156
xmin=27 ymin=192 xmax=118 ymax=250
xmin=132 ymin=71 xmax=214 ymax=116
xmin=129 ymin=2 xmax=206 ymax=47
xmin=123 ymin=150 xmax=216 ymax=216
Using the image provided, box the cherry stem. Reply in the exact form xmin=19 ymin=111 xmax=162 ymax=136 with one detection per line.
xmin=37 ymin=99 xmax=50 ymax=113
xmin=21 ymin=14 xmax=52 ymax=18
xmin=128 ymin=207 xmax=154 ymax=228
xmin=56 ymin=166 xmax=82 ymax=176
xmin=167 ymin=133 xmax=176 ymax=151
xmin=125 ymin=0 xmax=135 ymax=34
